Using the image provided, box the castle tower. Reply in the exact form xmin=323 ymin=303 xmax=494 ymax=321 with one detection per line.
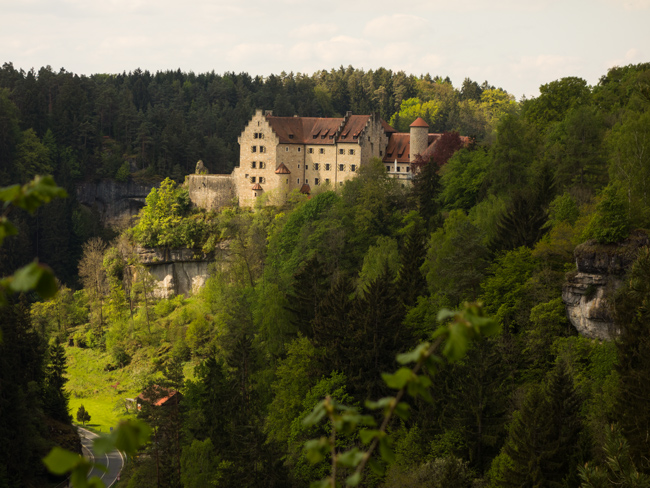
xmin=409 ymin=117 xmax=429 ymax=163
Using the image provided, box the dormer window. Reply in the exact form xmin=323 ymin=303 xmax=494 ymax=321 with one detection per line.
xmin=288 ymin=134 xmax=294 ymax=139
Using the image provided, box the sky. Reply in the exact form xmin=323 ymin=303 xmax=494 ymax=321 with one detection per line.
xmin=1 ymin=0 xmax=648 ymax=100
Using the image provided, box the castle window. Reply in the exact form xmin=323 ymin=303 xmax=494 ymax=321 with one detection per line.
xmin=305 ymin=165 xmax=308 ymax=170
xmin=308 ymin=148 xmax=314 ymax=154
xmin=406 ymin=167 xmax=410 ymax=173
xmin=305 ymin=179 xmax=309 ymax=184
xmin=251 ymin=161 xmax=256 ymax=169
xmin=325 ymin=178 xmax=330 ymax=184
xmin=259 ymin=161 xmax=266 ymax=169
xmin=254 ymin=133 xmax=258 ymax=139
xmin=386 ymin=166 xmax=390 ymax=172
xmin=251 ymin=146 xmax=257 ymax=152
xmin=339 ymin=149 xmax=344 ymax=155
xmin=298 ymin=147 xmax=301 ymax=152
xmin=286 ymin=178 xmax=289 ymax=184
xmin=260 ymin=146 xmax=266 ymax=153
xmin=339 ymin=164 xmax=345 ymax=171
xmin=259 ymin=176 xmax=265 ymax=183
xmin=251 ymin=176 xmax=256 ymax=183
xmin=351 ymin=164 xmax=356 ymax=172
xmin=325 ymin=163 xmax=331 ymax=171
xmin=319 ymin=148 xmax=325 ymax=154
xmin=285 ymin=147 xmax=289 ymax=152
xmin=314 ymin=163 xmax=320 ymax=170
xmin=245 ymin=173 xmax=249 ymax=178
xmin=289 ymin=134 xmax=294 ymax=139
xmin=315 ymin=178 xmax=320 ymax=185
xmin=298 ymin=164 xmax=300 ymax=169
xmin=259 ymin=133 xmax=264 ymax=139
xmin=380 ymin=150 xmax=383 ymax=156
xmin=297 ymin=178 xmax=300 ymax=184
xmin=397 ymin=167 xmax=401 ymax=172
xmin=349 ymin=149 xmax=355 ymax=155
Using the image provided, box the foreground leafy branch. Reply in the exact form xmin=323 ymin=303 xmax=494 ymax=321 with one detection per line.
xmin=303 ymin=302 xmax=499 ymax=487
xmin=43 ymin=419 xmax=152 ymax=488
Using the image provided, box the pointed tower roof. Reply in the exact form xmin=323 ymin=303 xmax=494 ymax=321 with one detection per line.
xmin=252 ymin=183 xmax=263 ymax=190
xmin=275 ymin=163 xmax=291 ymax=174
xmin=299 ymin=184 xmax=311 ymax=194
xmin=409 ymin=117 xmax=429 ymax=128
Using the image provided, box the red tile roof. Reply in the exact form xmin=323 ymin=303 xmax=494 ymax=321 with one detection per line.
xmin=381 ymin=119 xmax=397 ymax=134
xmin=300 ymin=184 xmax=311 ymax=194
xmin=383 ymin=133 xmax=411 ymax=163
xmin=410 ymin=117 xmax=429 ymax=128
xmin=252 ymin=183 xmax=263 ymax=190
xmin=266 ymin=116 xmax=344 ymax=145
xmin=275 ymin=163 xmax=291 ymax=174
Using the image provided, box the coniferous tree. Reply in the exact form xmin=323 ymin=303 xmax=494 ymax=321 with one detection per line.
xmin=43 ymin=338 xmax=71 ymax=422
xmin=614 ymin=247 xmax=650 ymax=473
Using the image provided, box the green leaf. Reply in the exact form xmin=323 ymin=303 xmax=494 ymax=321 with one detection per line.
xmin=394 ymin=402 xmax=411 ymax=421
xmin=443 ymin=322 xmax=469 ymax=362
xmin=396 ymin=342 xmax=430 ymax=365
xmin=336 ymin=448 xmax=364 ymax=468
xmin=346 ymin=471 xmax=362 ymax=486
xmin=365 ymin=397 xmax=393 ymax=411
xmin=92 ymin=436 xmax=114 ymax=456
xmin=0 ymin=218 xmax=18 ymax=247
xmin=304 ymin=437 xmax=330 ymax=464
xmin=379 ymin=437 xmax=395 ymax=463
xmin=359 ymin=429 xmax=384 ymax=444
xmin=111 ymin=419 xmax=152 ymax=456
xmin=8 ymin=261 xmax=58 ymax=299
xmin=0 ymin=184 xmax=20 ymax=206
xmin=381 ymin=367 xmax=414 ymax=390
xmin=43 ymin=447 xmax=82 ymax=475
xmin=437 ymin=308 xmax=456 ymax=322
xmin=302 ymin=400 xmax=327 ymax=427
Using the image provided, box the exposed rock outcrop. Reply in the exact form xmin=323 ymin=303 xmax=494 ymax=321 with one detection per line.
xmin=562 ymin=231 xmax=649 ymax=340
xmin=137 ymin=247 xmax=213 ymax=298
xmin=76 ymin=179 xmax=159 ymax=228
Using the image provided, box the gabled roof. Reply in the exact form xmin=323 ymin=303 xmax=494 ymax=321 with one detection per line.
xmin=381 ymin=120 xmax=397 ymax=134
xmin=266 ymin=116 xmax=343 ymax=145
xmin=337 ymin=115 xmax=372 ymax=142
xmin=383 ymin=133 xmax=411 ymax=163
xmin=410 ymin=117 xmax=429 ymax=128
xmin=137 ymin=386 xmax=180 ymax=407
xmin=252 ymin=183 xmax=263 ymax=190
xmin=300 ymin=184 xmax=311 ymax=194
xmin=275 ymin=163 xmax=291 ymax=174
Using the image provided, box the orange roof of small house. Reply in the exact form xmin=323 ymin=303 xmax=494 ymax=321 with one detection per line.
xmin=252 ymin=183 xmax=263 ymax=190
xmin=410 ymin=117 xmax=429 ymax=128
xmin=137 ymin=386 xmax=180 ymax=407
xmin=275 ymin=163 xmax=291 ymax=174
xmin=300 ymin=184 xmax=311 ymax=194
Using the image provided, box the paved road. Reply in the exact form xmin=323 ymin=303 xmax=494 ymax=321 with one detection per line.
xmin=78 ymin=426 xmax=124 ymax=487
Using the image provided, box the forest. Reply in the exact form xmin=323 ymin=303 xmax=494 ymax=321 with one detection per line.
xmin=0 ymin=61 xmax=650 ymax=487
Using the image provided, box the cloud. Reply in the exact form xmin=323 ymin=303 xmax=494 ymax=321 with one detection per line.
xmin=604 ymin=0 xmax=650 ymax=9
xmin=608 ymin=47 xmax=645 ymax=68
xmin=363 ymin=14 xmax=428 ymax=37
xmin=290 ymin=23 xmax=338 ymax=39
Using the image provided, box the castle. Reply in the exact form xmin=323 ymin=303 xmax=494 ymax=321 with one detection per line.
xmin=187 ymin=109 xmax=448 ymax=210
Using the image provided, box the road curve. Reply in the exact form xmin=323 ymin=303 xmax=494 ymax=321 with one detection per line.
xmin=78 ymin=426 xmax=125 ymax=487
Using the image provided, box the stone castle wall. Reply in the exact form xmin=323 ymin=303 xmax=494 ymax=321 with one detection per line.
xmin=187 ymin=174 xmax=235 ymax=212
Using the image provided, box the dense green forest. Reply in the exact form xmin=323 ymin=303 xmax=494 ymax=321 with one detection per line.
xmin=1 ymin=62 xmax=650 ymax=487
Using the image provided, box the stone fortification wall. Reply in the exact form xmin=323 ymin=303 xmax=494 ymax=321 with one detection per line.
xmin=187 ymin=174 xmax=235 ymax=212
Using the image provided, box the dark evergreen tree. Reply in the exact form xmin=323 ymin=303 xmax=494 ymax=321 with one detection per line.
xmin=43 ymin=339 xmax=71 ymax=422
xmin=614 ymin=247 xmax=650 ymax=473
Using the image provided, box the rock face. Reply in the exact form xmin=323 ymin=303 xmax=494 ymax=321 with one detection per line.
xmin=562 ymin=231 xmax=649 ymax=340
xmin=137 ymin=247 xmax=213 ymax=298
xmin=77 ymin=179 xmax=159 ymax=227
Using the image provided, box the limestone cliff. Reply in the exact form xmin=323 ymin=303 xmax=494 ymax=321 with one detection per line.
xmin=562 ymin=231 xmax=649 ymax=340
xmin=137 ymin=247 xmax=213 ymax=298
xmin=76 ymin=179 xmax=159 ymax=227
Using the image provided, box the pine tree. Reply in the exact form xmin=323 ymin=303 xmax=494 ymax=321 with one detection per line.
xmin=43 ymin=339 xmax=71 ymax=422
